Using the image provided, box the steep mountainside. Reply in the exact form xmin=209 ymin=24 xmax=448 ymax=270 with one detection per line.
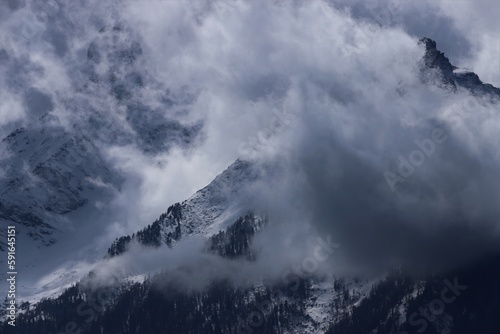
xmin=106 ymin=159 xmax=260 ymax=257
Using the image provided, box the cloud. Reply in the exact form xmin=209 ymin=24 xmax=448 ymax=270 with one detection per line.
xmin=134 ymin=0 xmax=500 ymax=274
xmin=85 ymin=217 xmax=338 ymax=292
xmin=2 ymin=0 xmax=500 ymax=293
xmin=327 ymin=0 xmax=500 ymax=86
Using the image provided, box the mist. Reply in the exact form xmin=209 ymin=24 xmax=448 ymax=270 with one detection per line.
xmin=1 ymin=0 xmax=500 ymax=292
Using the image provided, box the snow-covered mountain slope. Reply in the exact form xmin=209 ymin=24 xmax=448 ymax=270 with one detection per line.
xmin=0 ymin=122 xmax=121 ymax=244
xmin=106 ymin=159 xmax=261 ymax=257
xmin=0 ymin=18 xmax=209 ymax=318
xmin=0 ymin=18 xmax=203 ymax=249
xmin=0 ymin=148 xmax=376 ymax=331
xmin=3 ymin=202 xmax=379 ymax=333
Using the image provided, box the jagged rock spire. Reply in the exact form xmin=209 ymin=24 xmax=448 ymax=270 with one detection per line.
xmin=419 ymin=37 xmax=500 ymax=98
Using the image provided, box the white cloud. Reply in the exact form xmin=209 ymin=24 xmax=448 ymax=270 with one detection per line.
xmin=2 ymin=0 xmax=500 ymax=288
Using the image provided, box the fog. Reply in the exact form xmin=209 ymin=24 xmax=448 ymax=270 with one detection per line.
xmin=1 ymin=0 xmax=499 ymax=290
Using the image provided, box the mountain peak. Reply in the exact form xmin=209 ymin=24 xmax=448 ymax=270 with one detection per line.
xmin=418 ymin=37 xmax=500 ymax=98
xmin=418 ymin=37 xmax=437 ymax=50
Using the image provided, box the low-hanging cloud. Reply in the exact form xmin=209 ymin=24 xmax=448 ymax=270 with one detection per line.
xmin=2 ymin=0 xmax=500 ymax=293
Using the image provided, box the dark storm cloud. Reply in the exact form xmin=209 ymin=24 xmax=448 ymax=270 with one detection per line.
xmin=288 ymin=109 xmax=500 ymax=273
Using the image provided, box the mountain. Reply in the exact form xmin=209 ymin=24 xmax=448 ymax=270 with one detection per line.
xmin=0 ymin=22 xmax=202 ymax=251
xmin=0 ymin=19 xmax=205 ymax=319
xmin=3 ymin=208 xmax=375 ymax=334
xmin=106 ymin=159 xmax=260 ymax=256
xmin=2 ymin=16 xmax=500 ymax=332
xmin=0 ymin=152 xmax=376 ymax=333
xmin=0 ymin=124 xmax=121 ymax=247
xmin=327 ymin=253 xmax=500 ymax=334
xmin=418 ymin=37 xmax=500 ymax=98
xmin=4 ymin=38 xmax=500 ymax=334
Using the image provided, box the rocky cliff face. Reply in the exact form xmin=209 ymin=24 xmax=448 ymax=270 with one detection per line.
xmin=419 ymin=37 xmax=500 ymax=98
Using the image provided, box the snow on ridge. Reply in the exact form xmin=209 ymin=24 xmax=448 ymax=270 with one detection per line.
xmin=452 ymin=68 xmax=472 ymax=74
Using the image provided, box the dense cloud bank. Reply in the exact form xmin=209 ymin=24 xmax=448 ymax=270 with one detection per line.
xmin=1 ymin=0 xmax=499 ymax=284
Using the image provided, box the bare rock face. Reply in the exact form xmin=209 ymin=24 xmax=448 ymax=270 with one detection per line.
xmin=419 ymin=37 xmax=500 ymax=98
